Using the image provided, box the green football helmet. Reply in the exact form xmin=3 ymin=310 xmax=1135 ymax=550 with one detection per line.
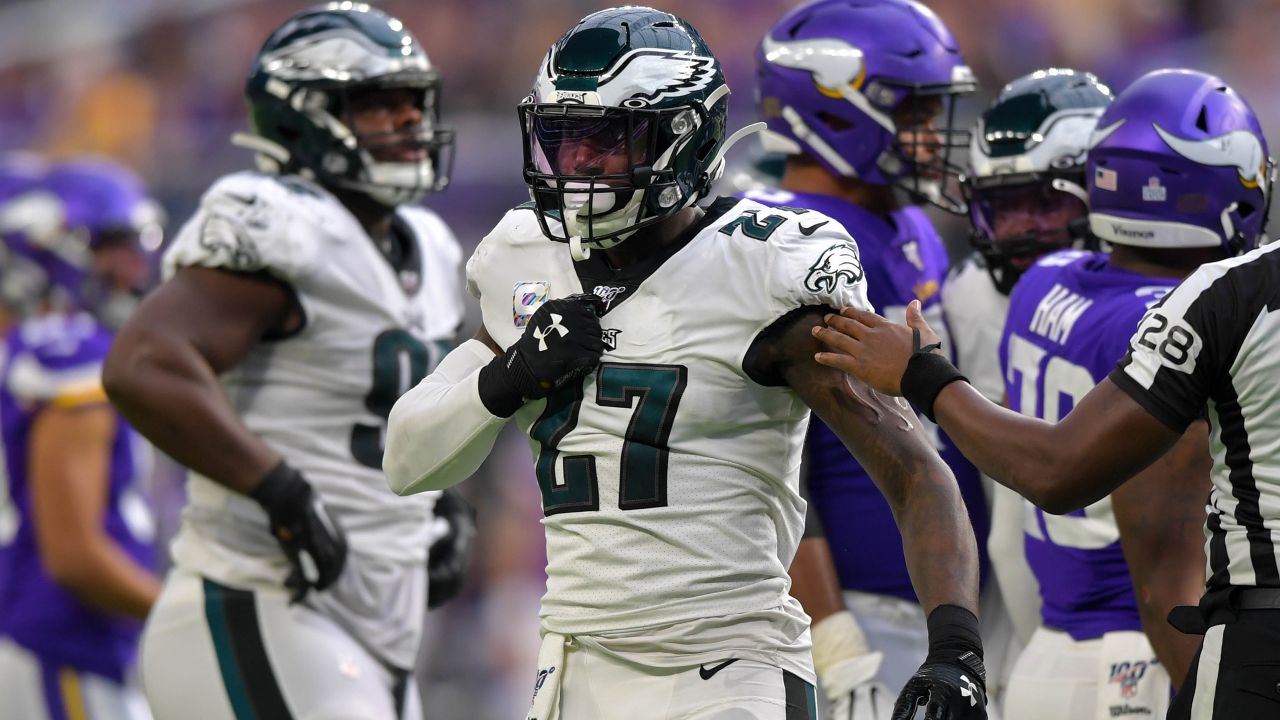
xmin=520 ymin=6 xmax=763 ymax=258
xmin=236 ymin=2 xmax=454 ymax=206
xmin=963 ymin=68 xmax=1112 ymax=293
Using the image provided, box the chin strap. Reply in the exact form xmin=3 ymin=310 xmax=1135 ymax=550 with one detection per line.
xmin=231 ymin=132 xmax=291 ymax=174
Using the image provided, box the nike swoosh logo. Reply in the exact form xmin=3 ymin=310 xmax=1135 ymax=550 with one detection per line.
xmin=798 ymin=220 xmax=829 ymax=236
xmin=698 ymin=658 xmax=739 ymax=680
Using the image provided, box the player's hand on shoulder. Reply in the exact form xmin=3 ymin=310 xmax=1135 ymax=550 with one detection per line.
xmin=824 ymin=651 xmax=893 ymax=720
xmin=477 ymin=293 xmax=606 ymax=417
xmin=249 ymin=461 xmax=348 ymax=603
xmin=426 ymin=487 xmax=477 ymax=610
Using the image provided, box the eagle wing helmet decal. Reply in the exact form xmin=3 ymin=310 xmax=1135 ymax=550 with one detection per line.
xmin=598 ymin=49 xmax=718 ymax=107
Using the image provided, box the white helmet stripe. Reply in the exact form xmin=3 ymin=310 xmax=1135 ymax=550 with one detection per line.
xmin=1154 ymin=123 xmax=1267 ymax=188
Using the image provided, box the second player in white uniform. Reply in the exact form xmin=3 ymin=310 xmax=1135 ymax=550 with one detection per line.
xmin=103 ymin=6 xmax=467 ymax=718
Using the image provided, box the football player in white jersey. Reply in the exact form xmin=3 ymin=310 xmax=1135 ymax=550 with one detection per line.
xmin=102 ymin=5 xmax=471 ymax=718
xmin=384 ymin=8 xmax=985 ymax=720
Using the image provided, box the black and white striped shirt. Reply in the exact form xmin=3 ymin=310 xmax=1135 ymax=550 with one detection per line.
xmin=1110 ymin=241 xmax=1280 ymax=592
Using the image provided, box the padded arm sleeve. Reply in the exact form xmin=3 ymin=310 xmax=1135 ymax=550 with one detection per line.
xmin=384 ymin=339 xmax=509 ymax=495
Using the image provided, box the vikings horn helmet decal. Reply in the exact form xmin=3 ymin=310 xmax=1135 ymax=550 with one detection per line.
xmin=1153 ymin=125 xmax=1269 ymax=190
xmin=1087 ymin=68 xmax=1274 ymax=256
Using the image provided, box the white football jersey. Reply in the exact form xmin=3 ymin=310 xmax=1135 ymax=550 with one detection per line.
xmin=468 ymin=198 xmax=870 ymax=674
xmin=942 ymin=254 xmax=1010 ymax=403
xmin=162 ymin=171 xmax=464 ymax=668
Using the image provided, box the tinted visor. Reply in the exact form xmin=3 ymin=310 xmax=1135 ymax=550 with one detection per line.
xmin=529 ymin=108 xmax=652 ymax=178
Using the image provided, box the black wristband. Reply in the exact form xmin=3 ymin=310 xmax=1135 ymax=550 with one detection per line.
xmin=477 ymin=351 xmax=530 ymax=418
xmin=901 ymin=351 xmax=966 ymax=423
xmin=925 ymin=604 xmax=984 ymax=666
xmin=248 ymin=460 xmax=310 ymax=518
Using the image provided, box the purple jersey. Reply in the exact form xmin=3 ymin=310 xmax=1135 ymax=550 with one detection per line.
xmin=1000 ymin=251 xmax=1176 ymax=640
xmin=0 ymin=312 xmax=153 ymax=681
xmin=744 ymin=188 xmax=988 ymax=601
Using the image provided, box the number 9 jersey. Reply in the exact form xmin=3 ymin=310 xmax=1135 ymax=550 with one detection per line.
xmin=161 ymin=171 xmax=464 ymax=669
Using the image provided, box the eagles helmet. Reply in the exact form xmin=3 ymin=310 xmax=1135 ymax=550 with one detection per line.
xmin=521 ymin=7 xmax=764 ymax=259
xmin=964 ymin=69 xmax=1113 ymax=294
xmin=1088 ymin=69 xmax=1273 ymax=256
xmin=237 ymin=2 xmax=454 ymax=207
xmin=756 ymin=0 xmax=977 ymax=213
xmin=0 ymin=158 xmax=163 ymax=328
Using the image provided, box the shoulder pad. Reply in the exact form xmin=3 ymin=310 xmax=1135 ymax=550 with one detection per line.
xmin=163 ymin=172 xmax=328 ymax=282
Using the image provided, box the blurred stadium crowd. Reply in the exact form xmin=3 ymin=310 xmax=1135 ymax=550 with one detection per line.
xmin=1 ymin=1 xmax=1278 ymax=719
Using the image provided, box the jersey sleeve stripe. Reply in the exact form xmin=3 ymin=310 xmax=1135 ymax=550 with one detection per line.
xmin=49 ymin=385 xmax=110 ymax=408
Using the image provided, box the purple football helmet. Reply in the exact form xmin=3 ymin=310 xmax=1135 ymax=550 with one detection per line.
xmin=0 ymin=154 xmax=50 ymax=318
xmin=756 ymin=0 xmax=976 ymax=212
xmin=0 ymin=157 xmax=163 ymax=326
xmin=1088 ymin=69 xmax=1273 ymax=256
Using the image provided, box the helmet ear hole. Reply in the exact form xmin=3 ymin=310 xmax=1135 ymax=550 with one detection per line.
xmin=1195 ymin=106 xmax=1209 ymax=133
xmin=815 ymin=111 xmax=854 ymax=132
xmin=695 ymin=138 xmax=717 ymax=163
xmin=1237 ymin=201 xmax=1257 ymax=219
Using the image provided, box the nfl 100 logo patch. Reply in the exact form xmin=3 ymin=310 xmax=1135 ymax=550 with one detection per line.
xmin=513 ymin=281 xmax=551 ymax=327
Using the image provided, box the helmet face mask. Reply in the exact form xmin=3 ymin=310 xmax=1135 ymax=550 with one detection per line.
xmin=965 ymin=172 xmax=1090 ymax=293
xmin=243 ymin=3 xmax=455 ymax=207
xmin=889 ymin=90 xmax=972 ymax=212
xmin=521 ymin=99 xmax=719 ymax=247
xmin=519 ymin=7 xmax=744 ymax=254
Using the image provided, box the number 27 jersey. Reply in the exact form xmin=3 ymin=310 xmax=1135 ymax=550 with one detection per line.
xmin=468 ymin=198 xmax=871 ymax=641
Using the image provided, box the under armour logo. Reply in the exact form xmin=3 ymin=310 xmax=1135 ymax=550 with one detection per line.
xmin=959 ymin=675 xmax=979 ymax=707
xmin=532 ymin=313 xmax=569 ymax=351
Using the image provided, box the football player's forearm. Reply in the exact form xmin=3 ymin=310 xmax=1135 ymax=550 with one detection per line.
xmin=890 ymin=455 xmax=980 ymax=616
xmin=52 ymin=539 xmax=160 ymax=619
xmin=385 ymin=339 xmax=507 ymax=495
xmin=932 ymin=380 xmax=1172 ymax=514
xmin=1114 ymin=420 xmax=1210 ymax=689
xmin=788 ymin=537 xmax=849 ymax=623
xmin=104 ymin=330 xmax=279 ymax=493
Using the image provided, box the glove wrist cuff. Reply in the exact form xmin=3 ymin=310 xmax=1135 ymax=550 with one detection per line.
xmin=248 ymin=461 xmax=310 ymax=519
xmin=925 ymin=604 xmax=983 ymax=667
xmin=478 ymin=352 xmax=528 ymax=417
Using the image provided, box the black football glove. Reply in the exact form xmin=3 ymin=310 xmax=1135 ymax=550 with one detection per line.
xmin=891 ymin=651 xmax=986 ymax=720
xmin=426 ymin=487 xmax=477 ymax=610
xmin=249 ymin=461 xmax=348 ymax=603
xmin=478 ymin=293 xmax=606 ymax=417
xmin=892 ymin=605 xmax=987 ymax=720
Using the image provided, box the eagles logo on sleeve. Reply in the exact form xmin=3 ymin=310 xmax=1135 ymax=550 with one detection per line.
xmin=804 ymin=241 xmax=864 ymax=294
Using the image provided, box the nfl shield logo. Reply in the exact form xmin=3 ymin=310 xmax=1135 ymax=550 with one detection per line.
xmin=513 ymin=281 xmax=551 ymax=327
